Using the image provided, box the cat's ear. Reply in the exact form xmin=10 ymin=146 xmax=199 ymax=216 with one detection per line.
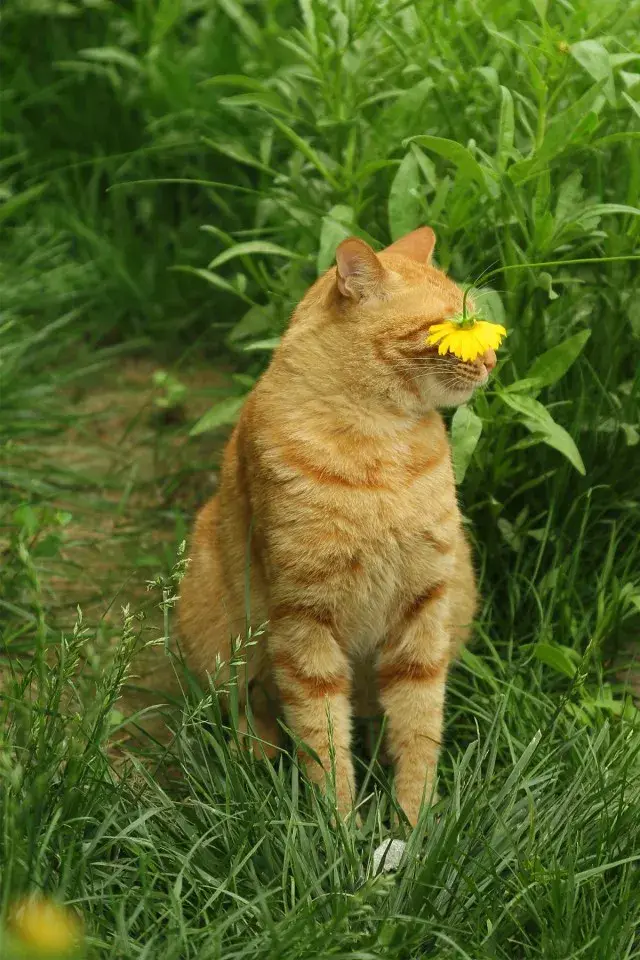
xmin=384 ymin=226 xmax=436 ymax=264
xmin=335 ymin=237 xmax=385 ymax=301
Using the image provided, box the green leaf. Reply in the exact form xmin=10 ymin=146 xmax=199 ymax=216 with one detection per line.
xmin=592 ymin=130 xmax=640 ymax=149
xmin=544 ymin=80 xmax=606 ymax=148
xmin=200 ymin=223 xmax=235 ymax=245
xmin=575 ymin=202 xmax=640 ymax=222
xmin=509 ymin=80 xmax=606 ymax=183
xmin=202 ymin=137 xmax=274 ymax=174
xmin=317 ymin=204 xmax=354 ymax=275
xmin=470 ymin=287 xmax=506 ymax=327
xmin=0 ymin=183 xmax=48 ymax=224
xmin=475 ymin=66 xmax=500 ymax=93
xmin=622 ymin=92 xmax=640 ymax=120
xmin=621 ymin=424 xmax=639 ymax=447
xmin=217 ymin=0 xmax=262 ymax=47
xmin=411 ymin=145 xmax=437 ymax=189
xmin=627 ymin=299 xmax=640 ymax=339
xmin=350 ymin=159 xmax=397 ymax=186
xmin=13 ymin=504 xmax=39 ymax=537
xmin=219 ymin=90 xmax=287 ymax=112
xmin=376 ymin=78 xmax=434 ymax=153
xmin=151 ymin=0 xmax=183 ymax=45
xmin=498 ymin=516 xmax=522 ymax=552
xmin=459 ymin=646 xmax=499 ymax=689
xmin=531 ymin=0 xmax=548 ymax=21
xmin=450 ymin=406 xmax=483 ymax=483
xmin=267 ymin=114 xmax=339 ymax=188
xmin=538 ymin=419 xmax=585 ymax=474
xmin=406 ymin=135 xmax=494 ymax=193
xmin=496 ymin=85 xmax=515 ymax=167
xmin=614 ymin=54 xmax=640 ymax=69
xmin=227 ymin=305 xmax=275 ymax=344
xmin=388 ymin=151 xmax=423 ymax=241
xmin=299 ymin=0 xmax=317 ymax=48
xmin=171 ymin=266 xmax=253 ymax=303
xmin=242 ymin=338 xmax=281 ymax=352
xmin=201 ymin=74 xmax=267 ymax=91
xmin=570 ymin=40 xmax=616 ymax=106
xmin=554 ymin=170 xmax=584 ymax=226
xmin=79 ymin=47 xmax=142 ymax=71
xmin=33 ymin=533 xmax=63 ymax=558
xmin=539 ymin=270 xmax=558 ymax=300
xmin=499 ymin=392 xmax=585 ymax=474
xmin=209 ymin=241 xmax=305 ymax=270
xmin=190 ymin=396 xmax=245 ymax=436
xmin=534 ymin=642 xmax=579 ymax=678
xmin=525 ymin=330 xmax=591 ymax=388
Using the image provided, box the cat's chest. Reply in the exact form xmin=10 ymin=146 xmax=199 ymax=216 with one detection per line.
xmin=336 ymin=477 xmax=461 ymax=650
xmin=259 ymin=413 xmax=459 ymax=645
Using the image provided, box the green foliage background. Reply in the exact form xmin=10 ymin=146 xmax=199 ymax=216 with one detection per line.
xmin=1 ymin=1 xmax=639 ymax=957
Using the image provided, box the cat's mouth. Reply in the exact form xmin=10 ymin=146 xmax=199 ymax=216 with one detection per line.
xmin=452 ymin=358 xmax=491 ymax=387
xmin=434 ymin=344 xmax=496 ymax=390
xmin=393 ymin=343 xmax=496 ymax=401
xmin=428 ymin=354 xmax=495 ymax=402
xmin=411 ymin=349 xmax=492 ymax=391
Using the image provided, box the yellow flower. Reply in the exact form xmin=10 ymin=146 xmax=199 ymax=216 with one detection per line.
xmin=8 ymin=897 xmax=82 ymax=956
xmin=426 ymin=317 xmax=507 ymax=363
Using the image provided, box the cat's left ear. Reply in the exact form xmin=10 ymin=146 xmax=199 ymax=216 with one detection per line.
xmin=335 ymin=237 xmax=385 ymax=301
xmin=384 ymin=226 xmax=436 ymax=264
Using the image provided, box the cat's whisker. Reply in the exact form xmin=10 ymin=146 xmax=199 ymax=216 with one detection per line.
xmin=400 ymin=357 xmax=459 ymax=367
xmin=401 ymin=367 xmax=474 ymax=390
xmin=391 ymin=353 xmax=460 ymax=365
xmin=395 ymin=359 xmax=461 ymax=372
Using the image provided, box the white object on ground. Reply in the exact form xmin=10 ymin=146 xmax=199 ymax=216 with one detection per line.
xmin=372 ymin=839 xmax=407 ymax=874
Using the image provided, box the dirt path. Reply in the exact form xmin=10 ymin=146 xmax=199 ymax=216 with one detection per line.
xmin=38 ymin=356 xmax=231 ymax=627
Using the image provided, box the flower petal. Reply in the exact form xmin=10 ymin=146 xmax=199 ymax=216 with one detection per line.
xmin=425 ymin=317 xmax=507 ymax=361
xmin=462 ymin=335 xmax=481 ymax=362
xmin=475 ymin=321 xmax=507 ymax=349
xmin=425 ymin=321 xmax=457 ymax=347
xmin=429 ymin=322 xmax=455 ymax=335
xmin=437 ymin=337 xmax=452 ymax=355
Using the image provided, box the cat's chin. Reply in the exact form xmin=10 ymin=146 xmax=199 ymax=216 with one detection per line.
xmin=432 ymin=383 xmax=481 ymax=408
xmin=432 ymin=365 xmax=489 ymax=407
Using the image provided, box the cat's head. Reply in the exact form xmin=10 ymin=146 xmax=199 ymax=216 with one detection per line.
xmin=323 ymin=226 xmax=496 ymax=411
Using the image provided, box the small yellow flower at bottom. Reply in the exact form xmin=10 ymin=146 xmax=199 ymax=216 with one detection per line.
xmin=8 ymin=897 xmax=83 ymax=957
xmin=426 ymin=318 xmax=507 ymax=363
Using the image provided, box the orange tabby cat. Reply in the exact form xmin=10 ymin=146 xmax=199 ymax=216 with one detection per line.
xmin=178 ymin=227 xmax=495 ymax=825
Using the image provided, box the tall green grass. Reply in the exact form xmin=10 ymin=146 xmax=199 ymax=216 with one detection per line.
xmin=1 ymin=0 xmax=640 ymax=957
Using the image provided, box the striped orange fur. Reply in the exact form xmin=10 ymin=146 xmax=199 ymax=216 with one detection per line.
xmin=178 ymin=227 xmax=495 ymax=824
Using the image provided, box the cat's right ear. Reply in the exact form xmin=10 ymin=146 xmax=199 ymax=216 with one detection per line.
xmin=384 ymin=226 xmax=436 ymax=264
xmin=335 ymin=238 xmax=385 ymax=301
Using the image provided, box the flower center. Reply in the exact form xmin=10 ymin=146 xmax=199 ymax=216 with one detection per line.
xmin=454 ymin=313 xmax=481 ymax=330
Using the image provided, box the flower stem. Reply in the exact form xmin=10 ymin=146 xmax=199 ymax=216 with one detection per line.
xmin=462 ymin=254 xmax=640 ymax=317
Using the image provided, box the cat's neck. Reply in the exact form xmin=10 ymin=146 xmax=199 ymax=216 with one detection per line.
xmin=268 ymin=340 xmax=430 ymax=441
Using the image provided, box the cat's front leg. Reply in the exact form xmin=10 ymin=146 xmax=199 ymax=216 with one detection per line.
xmin=268 ymin=602 xmax=356 ymax=817
xmin=378 ymin=581 xmax=451 ymax=826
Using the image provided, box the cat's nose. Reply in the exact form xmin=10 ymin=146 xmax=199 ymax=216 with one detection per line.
xmin=481 ymin=348 xmax=496 ymax=372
